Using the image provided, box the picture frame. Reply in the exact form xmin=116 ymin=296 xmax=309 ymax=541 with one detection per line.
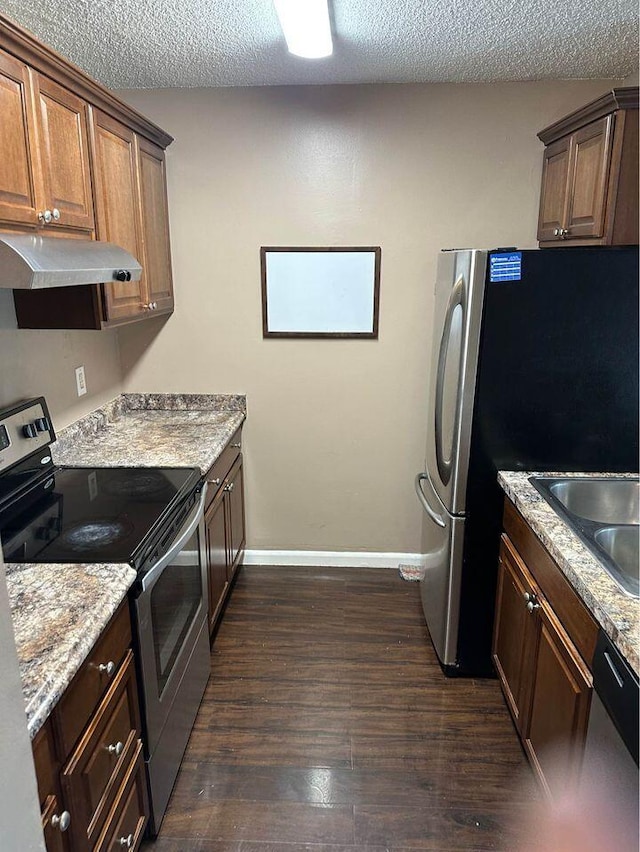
xmin=260 ymin=246 xmax=381 ymax=339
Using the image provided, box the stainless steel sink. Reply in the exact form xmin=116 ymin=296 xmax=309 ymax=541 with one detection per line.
xmin=545 ymin=479 xmax=639 ymax=525
xmin=530 ymin=476 xmax=639 ymax=598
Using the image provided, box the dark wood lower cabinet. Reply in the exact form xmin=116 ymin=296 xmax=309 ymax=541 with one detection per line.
xmin=41 ymin=794 xmax=70 ymax=852
xmin=492 ymin=539 xmax=538 ymax=731
xmin=205 ymin=486 xmax=229 ymax=636
xmin=493 ymin=503 xmax=595 ymax=799
xmin=523 ymin=603 xmax=592 ymax=796
xmin=32 ymin=603 xmax=148 ymax=851
xmin=204 ymin=448 xmax=246 ymax=639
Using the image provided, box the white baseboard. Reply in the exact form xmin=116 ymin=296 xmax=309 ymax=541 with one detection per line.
xmin=243 ymin=550 xmax=425 ymax=569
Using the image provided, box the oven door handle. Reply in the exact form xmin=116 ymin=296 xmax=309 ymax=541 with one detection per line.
xmin=141 ymin=482 xmax=208 ymax=593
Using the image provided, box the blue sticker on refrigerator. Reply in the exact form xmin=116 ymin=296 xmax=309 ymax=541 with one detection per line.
xmin=489 ymin=252 xmax=522 ymax=282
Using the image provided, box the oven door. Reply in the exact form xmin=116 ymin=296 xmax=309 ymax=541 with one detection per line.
xmin=134 ymin=484 xmax=208 ymax=756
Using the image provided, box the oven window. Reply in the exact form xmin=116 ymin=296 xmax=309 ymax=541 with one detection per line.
xmin=150 ymin=527 xmax=202 ymax=696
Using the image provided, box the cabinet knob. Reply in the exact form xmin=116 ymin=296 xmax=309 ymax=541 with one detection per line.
xmin=523 ymin=592 xmax=533 ymax=603
xmin=107 ymin=740 xmax=124 ymax=757
xmin=560 ymin=228 xmax=570 ymax=237
xmin=230 ymin=442 xmax=241 ymax=448
xmin=143 ymin=302 xmax=159 ymax=310
xmin=553 ymin=228 xmax=560 ymax=237
xmin=208 ymin=477 xmax=221 ymax=486
xmin=98 ymin=660 xmax=116 ymax=677
xmin=38 ymin=209 xmax=53 ymax=224
xmin=526 ymin=600 xmax=540 ymax=614
xmin=118 ymin=834 xmax=134 ymax=848
xmin=224 ymin=482 xmax=235 ymax=493
xmin=52 ymin=208 xmax=60 ymax=221
xmin=51 ymin=811 xmax=71 ymax=832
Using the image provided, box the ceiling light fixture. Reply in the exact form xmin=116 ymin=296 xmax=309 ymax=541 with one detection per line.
xmin=273 ymin=0 xmax=333 ymax=59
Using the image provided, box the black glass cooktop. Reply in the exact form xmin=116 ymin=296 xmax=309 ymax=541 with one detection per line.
xmin=1 ymin=465 xmax=201 ymax=566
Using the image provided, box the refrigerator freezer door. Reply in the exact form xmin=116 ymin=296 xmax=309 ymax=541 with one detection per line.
xmin=416 ymin=471 xmax=465 ymax=668
xmin=426 ymin=250 xmax=487 ymax=515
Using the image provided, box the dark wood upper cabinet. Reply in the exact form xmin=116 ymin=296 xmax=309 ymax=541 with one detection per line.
xmin=136 ymin=137 xmax=174 ymax=316
xmin=0 ymin=54 xmax=95 ymax=234
xmin=90 ymin=109 xmax=146 ymax=323
xmin=537 ymin=87 xmax=638 ymax=247
xmin=30 ymin=71 xmax=95 ymax=233
xmin=0 ymin=12 xmax=175 ymax=329
xmin=0 ymin=51 xmax=39 ymax=226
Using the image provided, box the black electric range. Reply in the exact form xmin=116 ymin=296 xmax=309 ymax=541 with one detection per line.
xmin=0 ymin=397 xmax=201 ymax=582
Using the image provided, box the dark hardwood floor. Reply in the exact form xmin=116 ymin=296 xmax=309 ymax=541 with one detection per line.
xmin=143 ymin=566 xmax=534 ymax=851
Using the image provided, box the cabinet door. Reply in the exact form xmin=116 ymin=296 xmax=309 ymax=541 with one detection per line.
xmin=226 ymin=456 xmax=246 ymax=580
xmin=0 ymin=51 xmax=39 ymax=226
xmin=564 ymin=115 xmax=613 ymax=240
xmin=136 ymin=136 xmax=174 ymax=314
xmin=205 ymin=487 xmax=229 ymax=637
xmin=30 ymin=70 xmax=95 ymax=231
xmin=522 ymin=600 xmax=592 ymax=797
xmin=537 ymin=135 xmax=571 ymax=242
xmin=91 ymin=110 xmax=146 ymax=323
xmin=492 ymin=538 xmax=538 ymax=733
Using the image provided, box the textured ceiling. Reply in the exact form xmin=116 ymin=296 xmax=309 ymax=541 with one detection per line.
xmin=0 ymin=0 xmax=637 ymax=88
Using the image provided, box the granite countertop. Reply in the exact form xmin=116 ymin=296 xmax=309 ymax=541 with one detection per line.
xmin=498 ymin=471 xmax=639 ymax=675
xmin=8 ymin=392 xmax=246 ymax=739
xmin=53 ymin=393 xmax=246 ymax=473
xmin=6 ymin=561 xmax=136 ymax=739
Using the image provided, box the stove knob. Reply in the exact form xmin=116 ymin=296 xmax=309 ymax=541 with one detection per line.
xmin=35 ymin=417 xmax=49 ymax=432
xmin=22 ymin=423 xmax=38 ymax=438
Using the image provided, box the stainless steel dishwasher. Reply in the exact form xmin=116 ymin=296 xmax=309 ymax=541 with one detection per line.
xmin=582 ymin=631 xmax=638 ymax=837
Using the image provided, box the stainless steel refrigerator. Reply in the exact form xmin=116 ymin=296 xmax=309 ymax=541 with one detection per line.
xmin=415 ymin=246 xmax=639 ymax=676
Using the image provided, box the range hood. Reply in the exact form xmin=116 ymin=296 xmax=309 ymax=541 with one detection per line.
xmin=0 ymin=234 xmax=142 ymax=289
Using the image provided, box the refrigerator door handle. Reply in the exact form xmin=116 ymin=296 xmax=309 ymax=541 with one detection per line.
xmin=434 ymin=274 xmax=466 ymax=487
xmin=415 ymin=473 xmax=446 ymax=528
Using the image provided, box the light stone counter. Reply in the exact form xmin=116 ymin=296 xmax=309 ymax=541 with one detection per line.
xmin=9 ymin=393 xmax=246 ymax=738
xmin=498 ymin=471 xmax=639 ymax=675
xmin=53 ymin=393 xmax=246 ymax=473
xmin=5 ymin=561 xmax=136 ymax=739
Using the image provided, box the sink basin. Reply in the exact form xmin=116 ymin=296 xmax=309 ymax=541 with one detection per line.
xmin=530 ymin=476 xmax=640 ymax=598
xmin=546 ymin=479 xmax=639 ymax=525
xmin=593 ymin=527 xmax=640 ymax=597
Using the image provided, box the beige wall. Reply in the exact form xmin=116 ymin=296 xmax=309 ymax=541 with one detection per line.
xmin=117 ymin=79 xmax=617 ymax=556
xmin=0 ymin=291 xmax=123 ymax=428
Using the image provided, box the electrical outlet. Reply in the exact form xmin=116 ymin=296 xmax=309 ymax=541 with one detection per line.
xmin=75 ymin=365 xmax=87 ymax=397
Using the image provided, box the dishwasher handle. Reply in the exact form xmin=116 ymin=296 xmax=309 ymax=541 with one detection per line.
xmin=592 ymin=631 xmax=639 ymax=765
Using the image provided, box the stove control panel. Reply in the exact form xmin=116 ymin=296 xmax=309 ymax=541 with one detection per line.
xmin=0 ymin=397 xmax=55 ymax=475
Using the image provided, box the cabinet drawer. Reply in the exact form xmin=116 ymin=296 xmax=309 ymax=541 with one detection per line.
xmin=54 ymin=603 xmax=132 ymax=757
xmin=204 ymin=426 xmax=242 ymax=506
xmin=94 ymin=741 xmax=148 ymax=852
xmin=62 ymin=650 xmax=141 ymax=849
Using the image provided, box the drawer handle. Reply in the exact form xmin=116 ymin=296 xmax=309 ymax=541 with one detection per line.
xmin=230 ymin=442 xmax=241 ymax=448
xmin=208 ymin=477 xmax=221 ymax=486
xmin=98 ymin=660 xmax=116 ymax=677
xmin=118 ymin=834 xmax=134 ymax=848
xmin=51 ymin=811 xmax=71 ymax=832
xmin=106 ymin=740 xmax=124 ymax=757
